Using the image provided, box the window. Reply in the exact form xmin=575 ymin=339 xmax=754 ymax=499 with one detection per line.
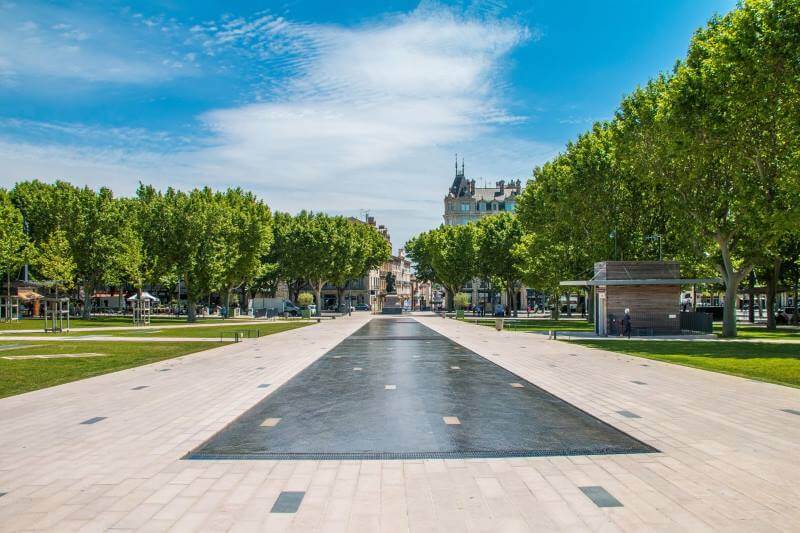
xmin=460 ymin=202 xmax=470 ymax=212
xmin=491 ymin=202 xmax=498 ymax=211
xmin=505 ymin=200 xmax=515 ymax=212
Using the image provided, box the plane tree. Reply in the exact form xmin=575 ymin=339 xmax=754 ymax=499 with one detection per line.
xmin=661 ymin=0 xmax=800 ymax=336
xmin=475 ymin=213 xmax=524 ymax=316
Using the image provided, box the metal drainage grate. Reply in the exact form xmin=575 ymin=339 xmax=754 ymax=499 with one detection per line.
xmin=80 ymin=417 xmax=106 ymax=425
xmin=349 ymin=336 xmax=443 ymax=341
xmin=271 ymin=491 xmax=305 ymax=513
xmin=580 ymin=486 xmax=622 ymax=507
xmin=617 ymin=410 xmax=641 ymax=419
xmin=186 ymin=446 xmax=656 ymax=461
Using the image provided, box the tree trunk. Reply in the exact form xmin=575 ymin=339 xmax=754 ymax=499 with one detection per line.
xmin=446 ymin=286 xmax=454 ymax=312
xmin=242 ymin=287 xmax=251 ymax=314
xmin=337 ymin=285 xmax=344 ymax=313
xmin=513 ymin=286 xmax=519 ymax=318
xmin=765 ymin=258 xmax=781 ymax=330
xmin=794 ymin=271 xmax=799 ymax=325
xmin=551 ymin=292 xmax=560 ymax=320
xmin=82 ymin=281 xmax=92 ymax=319
xmin=313 ymin=282 xmax=323 ymax=317
xmin=185 ymin=274 xmax=196 ymax=322
xmin=224 ymin=285 xmax=233 ymax=312
xmin=748 ymin=274 xmax=755 ymax=323
xmin=566 ymin=291 xmax=572 ymax=317
xmin=717 ymin=235 xmax=751 ymax=338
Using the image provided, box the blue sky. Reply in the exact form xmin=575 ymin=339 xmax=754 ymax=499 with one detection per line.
xmin=0 ymin=0 xmax=737 ymax=249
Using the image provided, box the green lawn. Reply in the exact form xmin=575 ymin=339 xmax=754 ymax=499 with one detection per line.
xmin=571 ymin=339 xmax=800 ymax=388
xmin=0 ymin=341 xmax=222 ymax=398
xmin=0 ymin=316 xmax=247 ymax=331
xmin=63 ymin=321 xmax=312 ymax=338
xmin=462 ymin=317 xmax=594 ymax=332
xmin=714 ymin=324 xmax=800 ymax=340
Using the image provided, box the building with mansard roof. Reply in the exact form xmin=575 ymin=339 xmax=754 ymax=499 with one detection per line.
xmin=443 ymin=156 xmax=522 ymax=226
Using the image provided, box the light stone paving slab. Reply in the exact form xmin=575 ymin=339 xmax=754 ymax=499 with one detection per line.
xmin=0 ymin=314 xmax=798 ymax=532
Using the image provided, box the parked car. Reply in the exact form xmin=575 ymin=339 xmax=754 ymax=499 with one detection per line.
xmin=776 ymin=309 xmax=792 ymax=325
xmin=354 ymin=303 xmax=371 ymax=311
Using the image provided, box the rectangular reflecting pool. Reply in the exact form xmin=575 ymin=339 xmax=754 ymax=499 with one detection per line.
xmin=186 ymin=318 xmax=656 ymax=460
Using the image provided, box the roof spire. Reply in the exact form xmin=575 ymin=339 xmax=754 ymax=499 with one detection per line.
xmin=454 ymin=153 xmax=458 ymax=176
xmin=461 ymin=157 xmax=465 ymax=176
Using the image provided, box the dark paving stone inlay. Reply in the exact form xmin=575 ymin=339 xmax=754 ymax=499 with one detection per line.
xmin=580 ymin=486 xmax=623 ymax=507
xmin=271 ymin=491 xmax=305 ymax=513
xmin=81 ymin=417 xmax=106 ymax=425
xmin=617 ymin=410 xmax=641 ymax=419
xmin=131 ymin=386 xmax=148 ymax=390
xmin=258 ymin=384 xmax=270 ymax=388
xmin=186 ymin=319 xmax=656 ymax=460
xmin=781 ymin=409 xmax=800 ymax=416
xmin=0 ymin=492 xmax=6 ymax=498
xmin=631 ymin=380 xmax=647 ymax=385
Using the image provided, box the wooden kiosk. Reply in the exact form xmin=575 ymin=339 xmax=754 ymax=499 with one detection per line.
xmin=562 ymin=261 xmax=720 ymax=336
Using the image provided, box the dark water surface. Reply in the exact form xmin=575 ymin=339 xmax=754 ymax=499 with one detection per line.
xmin=187 ymin=318 xmax=656 ymax=459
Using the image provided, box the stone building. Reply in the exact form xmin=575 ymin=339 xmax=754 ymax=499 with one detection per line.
xmin=443 ymin=157 xmax=522 ymax=226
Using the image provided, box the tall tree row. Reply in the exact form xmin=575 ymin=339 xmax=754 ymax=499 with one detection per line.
xmin=2 ymin=181 xmax=389 ymax=322
xmin=407 ymin=0 xmax=800 ymax=335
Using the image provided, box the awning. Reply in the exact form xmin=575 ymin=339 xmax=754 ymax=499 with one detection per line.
xmin=561 ymin=278 xmax=722 ymax=287
xmin=127 ymin=291 xmax=160 ymax=302
xmin=17 ymin=288 xmax=44 ymax=301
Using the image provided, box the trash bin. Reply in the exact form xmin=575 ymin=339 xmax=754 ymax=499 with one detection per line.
xmin=495 ymin=318 xmax=503 ymax=331
xmin=456 ymin=309 xmax=464 ymax=319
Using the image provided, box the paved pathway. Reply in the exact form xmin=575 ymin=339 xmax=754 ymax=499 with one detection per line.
xmin=0 ymin=315 xmax=799 ymax=531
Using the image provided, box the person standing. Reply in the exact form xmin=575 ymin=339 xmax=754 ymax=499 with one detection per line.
xmin=623 ymin=308 xmax=632 ymax=338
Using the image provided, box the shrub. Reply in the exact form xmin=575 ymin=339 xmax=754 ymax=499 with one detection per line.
xmin=454 ymin=292 xmax=470 ymax=310
xmin=297 ymin=292 xmax=314 ymax=307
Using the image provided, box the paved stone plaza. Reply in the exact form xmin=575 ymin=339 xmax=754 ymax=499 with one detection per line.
xmin=1 ymin=315 xmax=800 ymax=531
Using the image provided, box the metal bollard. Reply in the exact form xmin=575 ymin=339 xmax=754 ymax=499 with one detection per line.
xmin=495 ymin=318 xmax=503 ymax=331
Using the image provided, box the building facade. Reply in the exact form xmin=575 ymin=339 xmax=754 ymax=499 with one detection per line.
xmin=443 ymin=159 xmax=522 ymax=226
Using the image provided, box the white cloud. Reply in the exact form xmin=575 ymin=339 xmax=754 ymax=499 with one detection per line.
xmin=0 ymin=6 xmax=555 ymax=248
xmin=0 ymin=2 xmax=191 ymax=84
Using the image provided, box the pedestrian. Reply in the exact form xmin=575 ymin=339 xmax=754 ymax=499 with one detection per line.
xmin=623 ymin=308 xmax=632 ymax=338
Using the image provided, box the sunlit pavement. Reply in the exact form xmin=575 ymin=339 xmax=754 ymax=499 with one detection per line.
xmin=0 ymin=314 xmax=799 ymax=531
